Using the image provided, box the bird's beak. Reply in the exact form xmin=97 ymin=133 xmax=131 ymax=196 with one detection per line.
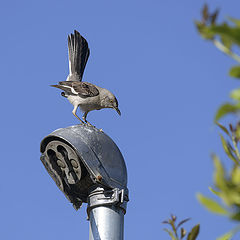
xmin=114 ymin=107 xmax=121 ymax=116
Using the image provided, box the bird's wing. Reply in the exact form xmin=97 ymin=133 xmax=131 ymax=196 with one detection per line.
xmin=50 ymin=84 xmax=73 ymax=94
xmin=68 ymin=30 xmax=90 ymax=81
xmin=55 ymin=81 xmax=99 ymax=97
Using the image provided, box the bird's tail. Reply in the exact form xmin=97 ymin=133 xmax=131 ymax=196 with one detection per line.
xmin=68 ymin=30 xmax=90 ymax=81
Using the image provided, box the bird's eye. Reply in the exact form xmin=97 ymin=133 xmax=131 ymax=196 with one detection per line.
xmin=110 ymin=99 xmax=113 ymax=103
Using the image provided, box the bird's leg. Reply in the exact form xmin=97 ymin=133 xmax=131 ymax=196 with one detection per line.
xmin=82 ymin=112 xmax=93 ymax=126
xmin=72 ymin=105 xmax=85 ymax=124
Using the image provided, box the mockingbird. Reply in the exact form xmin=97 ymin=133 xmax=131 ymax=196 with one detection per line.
xmin=51 ymin=30 xmax=121 ymax=126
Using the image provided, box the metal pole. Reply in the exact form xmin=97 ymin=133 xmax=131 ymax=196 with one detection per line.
xmin=87 ymin=187 xmax=127 ymax=240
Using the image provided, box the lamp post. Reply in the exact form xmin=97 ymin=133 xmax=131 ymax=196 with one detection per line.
xmin=40 ymin=125 xmax=129 ymax=240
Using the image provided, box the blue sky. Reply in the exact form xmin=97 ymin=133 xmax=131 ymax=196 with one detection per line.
xmin=1 ymin=0 xmax=240 ymax=239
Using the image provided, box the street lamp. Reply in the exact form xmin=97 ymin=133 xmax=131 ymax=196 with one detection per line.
xmin=40 ymin=124 xmax=129 ymax=239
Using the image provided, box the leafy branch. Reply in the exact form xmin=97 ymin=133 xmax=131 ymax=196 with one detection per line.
xmin=196 ymin=4 xmax=240 ymax=239
xmin=195 ymin=4 xmax=240 ymax=121
xmin=162 ymin=215 xmax=199 ymax=240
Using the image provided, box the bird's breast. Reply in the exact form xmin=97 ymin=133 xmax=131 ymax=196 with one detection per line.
xmin=67 ymin=95 xmax=82 ymax=105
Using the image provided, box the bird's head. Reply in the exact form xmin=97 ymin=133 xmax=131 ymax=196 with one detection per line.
xmin=100 ymin=90 xmax=121 ymax=115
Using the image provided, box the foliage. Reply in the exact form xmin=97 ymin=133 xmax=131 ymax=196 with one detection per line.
xmin=195 ymin=4 xmax=240 ymax=121
xmin=162 ymin=215 xmax=199 ymax=240
xmin=195 ymin=4 xmax=240 ymax=240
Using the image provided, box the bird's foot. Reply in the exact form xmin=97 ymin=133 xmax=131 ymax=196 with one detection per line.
xmin=83 ymin=119 xmax=95 ymax=128
xmin=72 ymin=112 xmax=85 ymax=124
xmin=86 ymin=121 xmax=95 ymax=127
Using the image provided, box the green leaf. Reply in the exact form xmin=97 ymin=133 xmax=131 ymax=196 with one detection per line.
xmin=228 ymin=17 xmax=240 ymax=28
xmin=209 ymin=24 xmax=240 ymax=46
xmin=215 ymin=103 xmax=240 ymax=121
xmin=163 ymin=228 xmax=177 ymax=240
xmin=220 ymin=134 xmax=230 ymax=155
xmin=221 ymin=35 xmax=232 ymax=51
xmin=223 ymin=190 xmax=240 ymax=206
xmin=230 ymin=212 xmax=240 ymax=221
xmin=195 ymin=21 xmax=215 ymax=40
xmin=215 ymin=122 xmax=230 ymax=136
xmin=208 ymin=186 xmax=220 ymax=196
xmin=231 ymin=166 xmax=240 ymax=184
xmin=220 ymin=135 xmax=239 ymax=165
xmin=197 ymin=193 xmax=228 ymax=215
xmin=229 ymin=66 xmax=240 ymax=79
xmin=212 ymin=154 xmax=227 ymax=189
xmin=216 ymin=231 xmax=233 ymax=240
xmin=236 ymin=124 xmax=240 ymax=140
xmin=187 ymin=224 xmax=200 ymax=240
xmin=230 ymin=88 xmax=240 ymax=101
xmin=217 ymin=225 xmax=240 ymax=240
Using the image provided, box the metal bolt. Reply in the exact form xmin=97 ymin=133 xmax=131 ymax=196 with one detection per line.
xmin=97 ymin=175 xmax=102 ymax=181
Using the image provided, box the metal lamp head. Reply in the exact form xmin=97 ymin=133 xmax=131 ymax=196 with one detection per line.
xmin=40 ymin=125 xmax=128 ymax=210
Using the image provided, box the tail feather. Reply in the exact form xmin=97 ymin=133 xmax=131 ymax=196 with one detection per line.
xmin=68 ymin=30 xmax=90 ymax=81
